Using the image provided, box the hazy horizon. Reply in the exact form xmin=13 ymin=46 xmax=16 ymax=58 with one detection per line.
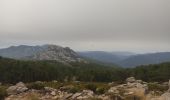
xmin=0 ymin=44 xmax=169 ymax=54
xmin=0 ymin=0 xmax=170 ymax=53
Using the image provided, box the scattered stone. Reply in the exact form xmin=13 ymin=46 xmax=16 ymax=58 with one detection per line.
xmin=71 ymin=93 xmax=82 ymax=99
xmin=4 ymin=79 xmax=170 ymax=100
xmin=162 ymin=82 xmax=169 ymax=86
xmin=108 ymin=87 xmax=119 ymax=94
xmin=143 ymin=81 xmax=148 ymax=84
xmin=74 ymin=81 xmax=80 ymax=83
xmin=63 ymin=93 xmax=73 ymax=99
xmin=35 ymin=81 xmax=43 ymax=84
xmin=126 ymin=77 xmax=136 ymax=83
xmin=60 ymin=85 xmax=74 ymax=91
xmin=97 ymin=94 xmax=110 ymax=100
xmin=52 ymin=80 xmax=58 ymax=83
xmin=6 ymin=82 xmax=28 ymax=95
xmin=124 ymin=91 xmax=134 ymax=95
xmin=136 ymin=80 xmax=143 ymax=83
xmin=44 ymin=87 xmax=56 ymax=92
xmin=108 ymin=82 xmax=115 ymax=86
xmin=159 ymin=92 xmax=170 ymax=100
xmin=168 ymin=80 xmax=170 ymax=92
xmin=50 ymin=91 xmax=56 ymax=96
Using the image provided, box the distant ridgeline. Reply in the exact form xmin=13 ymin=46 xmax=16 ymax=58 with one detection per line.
xmin=0 ymin=45 xmax=86 ymax=63
xmin=1 ymin=45 xmax=170 ymax=67
xmin=0 ymin=56 xmax=170 ymax=83
xmin=78 ymin=51 xmax=170 ymax=67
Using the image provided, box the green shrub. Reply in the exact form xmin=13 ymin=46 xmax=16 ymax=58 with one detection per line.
xmin=125 ymin=95 xmax=141 ymax=100
xmin=27 ymin=82 xmax=45 ymax=90
xmin=0 ymin=86 xmax=7 ymax=100
xmin=89 ymin=97 xmax=102 ymax=100
xmin=96 ymin=87 xmax=106 ymax=94
xmin=68 ymin=87 xmax=81 ymax=93
xmin=43 ymin=82 xmax=63 ymax=89
xmin=109 ymin=94 xmax=123 ymax=100
xmin=85 ymin=84 xmax=97 ymax=92
xmin=148 ymin=83 xmax=168 ymax=92
xmin=27 ymin=93 xmax=40 ymax=100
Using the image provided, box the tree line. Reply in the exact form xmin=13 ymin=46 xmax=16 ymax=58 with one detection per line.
xmin=0 ymin=57 xmax=170 ymax=83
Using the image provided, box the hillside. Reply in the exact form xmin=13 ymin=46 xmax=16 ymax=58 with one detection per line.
xmin=0 ymin=57 xmax=121 ymax=83
xmin=78 ymin=51 xmax=134 ymax=64
xmin=0 ymin=45 xmax=85 ymax=63
xmin=0 ymin=56 xmax=170 ymax=83
xmin=0 ymin=45 xmax=46 ymax=59
xmin=118 ymin=52 xmax=170 ymax=67
xmin=79 ymin=51 xmax=170 ymax=68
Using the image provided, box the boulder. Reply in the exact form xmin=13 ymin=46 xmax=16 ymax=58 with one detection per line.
xmin=168 ymin=80 xmax=170 ymax=92
xmin=108 ymin=87 xmax=119 ymax=94
xmin=126 ymin=77 xmax=136 ymax=83
xmin=77 ymin=95 xmax=90 ymax=100
xmin=159 ymin=92 xmax=170 ymax=100
xmin=82 ymin=90 xmax=94 ymax=98
xmin=108 ymin=82 xmax=115 ymax=86
xmin=60 ymin=85 xmax=74 ymax=91
xmin=6 ymin=82 xmax=28 ymax=95
xmin=62 ymin=93 xmax=73 ymax=99
xmin=124 ymin=91 xmax=134 ymax=95
xmin=50 ymin=91 xmax=56 ymax=96
xmin=162 ymin=82 xmax=169 ymax=86
xmin=97 ymin=94 xmax=110 ymax=100
xmin=52 ymin=80 xmax=58 ymax=83
xmin=44 ymin=87 xmax=56 ymax=92
xmin=71 ymin=93 xmax=82 ymax=99
xmin=136 ymin=80 xmax=143 ymax=83
xmin=82 ymin=90 xmax=94 ymax=96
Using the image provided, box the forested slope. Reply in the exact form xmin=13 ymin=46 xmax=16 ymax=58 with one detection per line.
xmin=0 ymin=56 xmax=170 ymax=83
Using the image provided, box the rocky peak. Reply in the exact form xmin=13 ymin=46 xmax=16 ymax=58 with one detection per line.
xmin=30 ymin=44 xmax=86 ymax=63
xmin=0 ymin=44 xmax=86 ymax=63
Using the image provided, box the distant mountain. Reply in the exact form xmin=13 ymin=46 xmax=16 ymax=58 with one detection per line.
xmin=118 ymin=52 xmax=170 ymax=67
xmin=1 ymin=45 xmax=170 ymax=67
xmin=78 ymin=51 xmax=134 ymax=64
xmin=0 ymin=45 xmax=46 ymax=59
xmin=78 ymin=51 xmax=170 ymax=68
xmin=26 ymin=45 xmax=85 ymax=63
xmin=0 ymin=45 xmax=85 ymax=63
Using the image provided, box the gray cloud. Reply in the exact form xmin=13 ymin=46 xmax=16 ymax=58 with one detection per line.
xmin=0 ymin=0 xmax=170 ymax=52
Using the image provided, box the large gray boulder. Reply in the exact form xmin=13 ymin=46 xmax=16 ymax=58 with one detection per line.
xmin=126 ymin=77 xmax=136 ymax=83
xmin=158 ymin=93 xmax=170 ymax=100
xmin=6 ymin=82 xmax=28 ymax=95
xmin=168 ymin=80 xmax=170 ymax=92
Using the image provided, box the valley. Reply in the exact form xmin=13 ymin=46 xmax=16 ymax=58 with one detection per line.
xmin=0 ymin=45 xmax=170 ymax=100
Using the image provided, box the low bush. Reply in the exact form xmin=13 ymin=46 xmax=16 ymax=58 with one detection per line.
xmin=27 ymin=82 xmax=45 ymax=90
xmin=96 ymin=87 xmax=106 ymax=94
xmin=125 ymin=95 xmax=141 ymax=100
xmin=148 ymin=83 xmax=168 ymax=92
xmin=0 ymin=86 xmax=7 ymax=100
xmin=85 ymin=83 xmax=97 ymax=92
xmin=68 ymin=87 xmax=81 ymax=93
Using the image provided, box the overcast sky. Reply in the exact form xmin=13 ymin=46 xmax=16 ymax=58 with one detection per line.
xmin=0 ymin=0 xmax=170 ymax=53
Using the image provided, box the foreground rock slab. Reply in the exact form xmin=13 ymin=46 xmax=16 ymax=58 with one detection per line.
xmin=6 ymin=82 xmax=28 ymax=95
xmin=4 ymin=78 xmax=170 ymax=100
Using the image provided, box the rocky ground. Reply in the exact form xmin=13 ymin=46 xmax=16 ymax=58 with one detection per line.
xmin=3 ymin=77 xmax=170 ymax=100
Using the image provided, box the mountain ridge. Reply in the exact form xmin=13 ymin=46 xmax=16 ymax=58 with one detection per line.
xmin=78 ymin=51 xmax=135 ymax=64
xmin=0 ymin=45 xmax=170 ymax=67
xmin=78 ymin=51 xmax=170 ymax=67
xmin=118 ymin=52 xmax=170 ymax=67
xmin=0 ymin=44 xmax=86 ymax=63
